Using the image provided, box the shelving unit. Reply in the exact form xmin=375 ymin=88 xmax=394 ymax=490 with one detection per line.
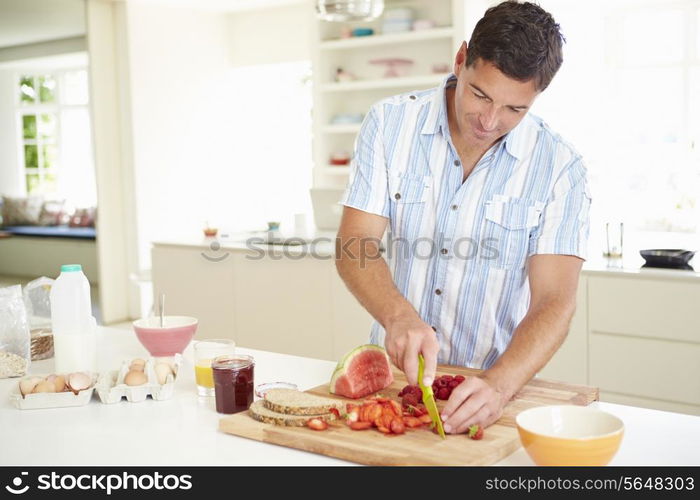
xmin=310 ymin=0 xmax=465 ymax=191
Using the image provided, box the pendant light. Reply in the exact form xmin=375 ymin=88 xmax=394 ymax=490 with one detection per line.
xmin=316 ymin=0 xmax=385 ymax=22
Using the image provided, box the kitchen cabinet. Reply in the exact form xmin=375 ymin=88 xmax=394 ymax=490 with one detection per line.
xmin=151 ymin=244 xmax=236 ymax=341
xmin=152 ymin=241 xmax=700 ymax=415
xmin=231 ymin=251 xmax=334 ymax=360
xmin=152 ymin=241 xmax=374 ymax=361
xmin=537 ymin=278 xmax=588 ymax=386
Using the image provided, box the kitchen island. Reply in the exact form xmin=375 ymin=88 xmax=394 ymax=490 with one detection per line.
xmin=1 ymin=327 xmax=699 ymax=466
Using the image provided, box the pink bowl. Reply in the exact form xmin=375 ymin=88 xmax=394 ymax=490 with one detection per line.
xmin=132 ymin=316 xmax=198 ymax=356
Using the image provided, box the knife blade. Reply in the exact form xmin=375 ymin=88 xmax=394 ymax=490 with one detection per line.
xmin=418 ymin=354 xmax=446 ymax=439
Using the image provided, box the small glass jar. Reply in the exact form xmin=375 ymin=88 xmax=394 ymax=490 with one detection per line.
xmin=212 ymin=354 xmax=254 ymax=414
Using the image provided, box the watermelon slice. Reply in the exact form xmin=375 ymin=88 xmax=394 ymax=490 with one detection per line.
xmin=330 ymin=344 xmax=394 ymax=399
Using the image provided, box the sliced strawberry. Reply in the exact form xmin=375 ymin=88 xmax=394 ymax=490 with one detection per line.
xmin=401 ymin=393 xmax=419 ymax=408
xmin=367 ymin=403 xmax=382 ymax=423
xmin=388 ymin=400 xmax=402 ymax=416
xmin=328 ymin=407 xmax=341 ymax=419
xmin=418 ymin=414 xmax=433 ymax=424
xmin=468 ymin=424 xmax=484 ymax=440
xmin=346 ymin=403 xmax=358 ymax=413
xmin=346 ymin=408 xmax=359 ymax=423
xmin=349 ymin=421 xmax=372 ymax=430
xmin=403 ymin=416 xmax=423 ymax=428
xmin=306 ymin=418 xmax=328 ymax=431
xmin=390 ymin=417 xmax=406 ymax=434
xmin=377 ymin=425 xmax=391 ymax=434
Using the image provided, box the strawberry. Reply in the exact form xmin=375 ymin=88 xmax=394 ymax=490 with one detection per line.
xmin=468 ymin=424 xmax=484 ymax=440
xmin=349 ymin=421 xmax=372 ymax=431
xmin=377 ymin=425 xmax=391 ymax=434
xmin=346 ymin=408 xmax=359 ymax=423
xmin=367 ymin=403 xmax=382 ymax=423
xmin=390 ymin=417 xmax=406 ymax=435
xmin=306 ymin=418 xmax=328 ymax=431
xmin=401 ymin=393 xmax=419 ymax=408
xmin=436 ymin=387 xmax=450 ymax=400
xmin=402 ymin=416 xmax=423 ymax=428
xmin=454 ymin=375 xmax=466 ymax=383
xmin=328 ymin=407 xmax=341 ymax=419
xmin=418 ymin=413 xmax=433 ymax=424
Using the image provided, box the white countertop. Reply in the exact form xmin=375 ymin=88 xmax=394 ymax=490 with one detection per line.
xmin=152 ymin=233 xmax=700 ymax=281
xmin=2 ymin=327 xmax=699 ymax=466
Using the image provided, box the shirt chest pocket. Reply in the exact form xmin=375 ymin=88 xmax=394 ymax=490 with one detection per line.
xmin=481 ymin=196 xmax=544 ymax=269
xmin=388 ymin=174 xmax=432 ymax=238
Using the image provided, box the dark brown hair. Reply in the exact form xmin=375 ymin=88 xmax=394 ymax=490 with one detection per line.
xmin=466 ymin=1 xmax=564 ymax=91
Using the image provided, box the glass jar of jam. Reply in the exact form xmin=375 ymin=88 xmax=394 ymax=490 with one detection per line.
xmin=212 ymin=354 xmax=254 ymax=414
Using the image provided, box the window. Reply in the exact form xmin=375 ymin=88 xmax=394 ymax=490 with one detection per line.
xmin=15 ymin=68 xmax=95 ymax=206
xmin=223 ymin=61 xmax=313 ymax=232
xmin=530 ymin=0 xmax=700 ymax=249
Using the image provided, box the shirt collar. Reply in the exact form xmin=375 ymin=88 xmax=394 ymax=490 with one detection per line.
xmin=421 ymin=73 xmax=537 ymax=161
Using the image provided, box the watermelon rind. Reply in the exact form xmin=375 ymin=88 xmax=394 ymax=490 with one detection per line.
xmin=329 ymin=344 xmax=390 ymax=394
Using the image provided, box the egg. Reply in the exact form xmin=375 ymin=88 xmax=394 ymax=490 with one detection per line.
xmin=19 ymin=376 xmax=43 ymax=397
xmin=154 ymin=362 xmax=173 ymax=385
xmin=129 ymin=358 xmax=146 ymax=371
xmin=124 ymin=369 xmax=148 ymax=386
xmin=67 ymin=372 xmax=92 ymax=393
xmin=33 ymin=380 xmax=56 ymax=393
xmin=53 ymin=375 xmax=66 ymax=392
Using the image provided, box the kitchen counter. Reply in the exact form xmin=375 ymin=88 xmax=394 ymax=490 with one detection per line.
xmin=1 ymin=327 xmax=699 ymax=466
xmin=152 ymin=233 xmax=700 ymax=281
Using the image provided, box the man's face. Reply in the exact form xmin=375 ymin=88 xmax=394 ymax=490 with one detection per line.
xmin=451 ymin=42 xmax=540 ymax=148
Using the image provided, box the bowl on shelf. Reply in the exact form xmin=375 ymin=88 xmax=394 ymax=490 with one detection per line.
xmin=639 ymin=249 xmax=695 ymax=269
xmin=516 ymin=405 xmax=624 ymax=466
xmin=132 ymin=316 xmax=198 ymax=357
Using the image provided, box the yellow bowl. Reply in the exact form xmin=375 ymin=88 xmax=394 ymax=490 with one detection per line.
xmin=516 ymin=405 xmax=624 ymax=466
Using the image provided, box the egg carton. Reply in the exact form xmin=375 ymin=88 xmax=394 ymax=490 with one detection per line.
xmin=9 ymin=373 xmax=98 ymax=410
xmin=96 ymin=355 xmax=181 ymax=403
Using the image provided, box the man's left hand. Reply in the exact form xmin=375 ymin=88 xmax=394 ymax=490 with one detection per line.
xmin=440 ymin=376 xmax=507 ymax=434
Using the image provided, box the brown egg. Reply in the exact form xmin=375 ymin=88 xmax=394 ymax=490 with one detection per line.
xmin=154 ymin=362 xmax=173 ymax=385
xmin=19 ymin=376 xmax=43 ymax=397
xmin=33 ymin=380 xmax=56 ymax=393
xmin=129 ymin=359 xmax=146 ymax=371
xmin=124 ymin=369 xmax=148 ymax=386
xmin=67 ymin=372 xmax=92 ymax=392
xmin=53 ymin=375 xmax=66 ymax=392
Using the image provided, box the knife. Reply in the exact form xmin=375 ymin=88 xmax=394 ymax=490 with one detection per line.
xmin=418 ymin=354 xmax=446 ymax=439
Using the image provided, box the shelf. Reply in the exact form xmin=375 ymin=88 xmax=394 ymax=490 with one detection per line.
xmin=322 ymin=124 xmax=362 ymax=134
xmin=320 ymin=73 xmax=448 ymax=92
xmin=320 ymin=27 xmax=454 ymax=50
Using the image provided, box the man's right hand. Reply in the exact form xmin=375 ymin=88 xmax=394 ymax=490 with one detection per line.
xmin=384 ymin=315 xmax=439 ymax=387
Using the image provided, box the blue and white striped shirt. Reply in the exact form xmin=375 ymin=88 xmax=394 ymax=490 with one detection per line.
xmin=340 ymin=74 xmax=591 ymax=369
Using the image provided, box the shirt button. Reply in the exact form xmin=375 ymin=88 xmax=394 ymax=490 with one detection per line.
xmin=440 ymin=248 xmax=448 ymax=255
xmin=451 ymin=204 xmax=458 ymax=210
xmin=431 ymin=326 xmax=437 ymax=332
xmin=394 ymin=193 xmax=401 ymax=200
xmin=435 ymin=289 xmax=442 ymax=296
xmin=454 ymin=160 xmax=460 ymax=166
xmin=409 ymin=95 xmax=416 ymax=100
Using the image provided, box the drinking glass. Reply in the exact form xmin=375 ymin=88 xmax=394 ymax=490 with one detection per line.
xmin=194 ymin=339 xmax=235 ymax=397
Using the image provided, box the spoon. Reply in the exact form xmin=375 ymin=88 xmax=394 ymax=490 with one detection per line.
xmin=159 ymin=293 xmax=165 ymax=327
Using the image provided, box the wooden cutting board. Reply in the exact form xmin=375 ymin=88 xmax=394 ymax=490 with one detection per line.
xmin=219 ymin=364 xmax=598 ymax=466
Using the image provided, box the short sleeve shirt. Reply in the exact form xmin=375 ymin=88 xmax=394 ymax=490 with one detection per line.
xmin=340 ymin=74 xmax=591 ymax=369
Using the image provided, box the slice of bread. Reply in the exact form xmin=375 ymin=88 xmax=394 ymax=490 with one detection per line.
xmin=263 ymin=388 xmax=346 ymax=416
xmin=248 ymin=400 xmax=335 ymax=426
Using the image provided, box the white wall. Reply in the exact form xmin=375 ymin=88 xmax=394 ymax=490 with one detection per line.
xmin=122 ymin=3 xmax=231 ymax=272
xmin=227 ymin=2 xmax=311 ymax=67
xmin=0 ymin=69 xmax=22 ymax=197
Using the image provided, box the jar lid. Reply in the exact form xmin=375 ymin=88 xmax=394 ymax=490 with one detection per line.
xmin=212 ymin=354 xmax=254 ymax=370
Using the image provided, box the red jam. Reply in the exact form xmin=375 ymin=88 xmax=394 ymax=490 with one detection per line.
xmin=212 ymin=355 xmax=254 ymax=414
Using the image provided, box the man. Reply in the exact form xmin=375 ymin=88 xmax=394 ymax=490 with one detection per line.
xmin=335 ymin=0 xmax=590 ymax=434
